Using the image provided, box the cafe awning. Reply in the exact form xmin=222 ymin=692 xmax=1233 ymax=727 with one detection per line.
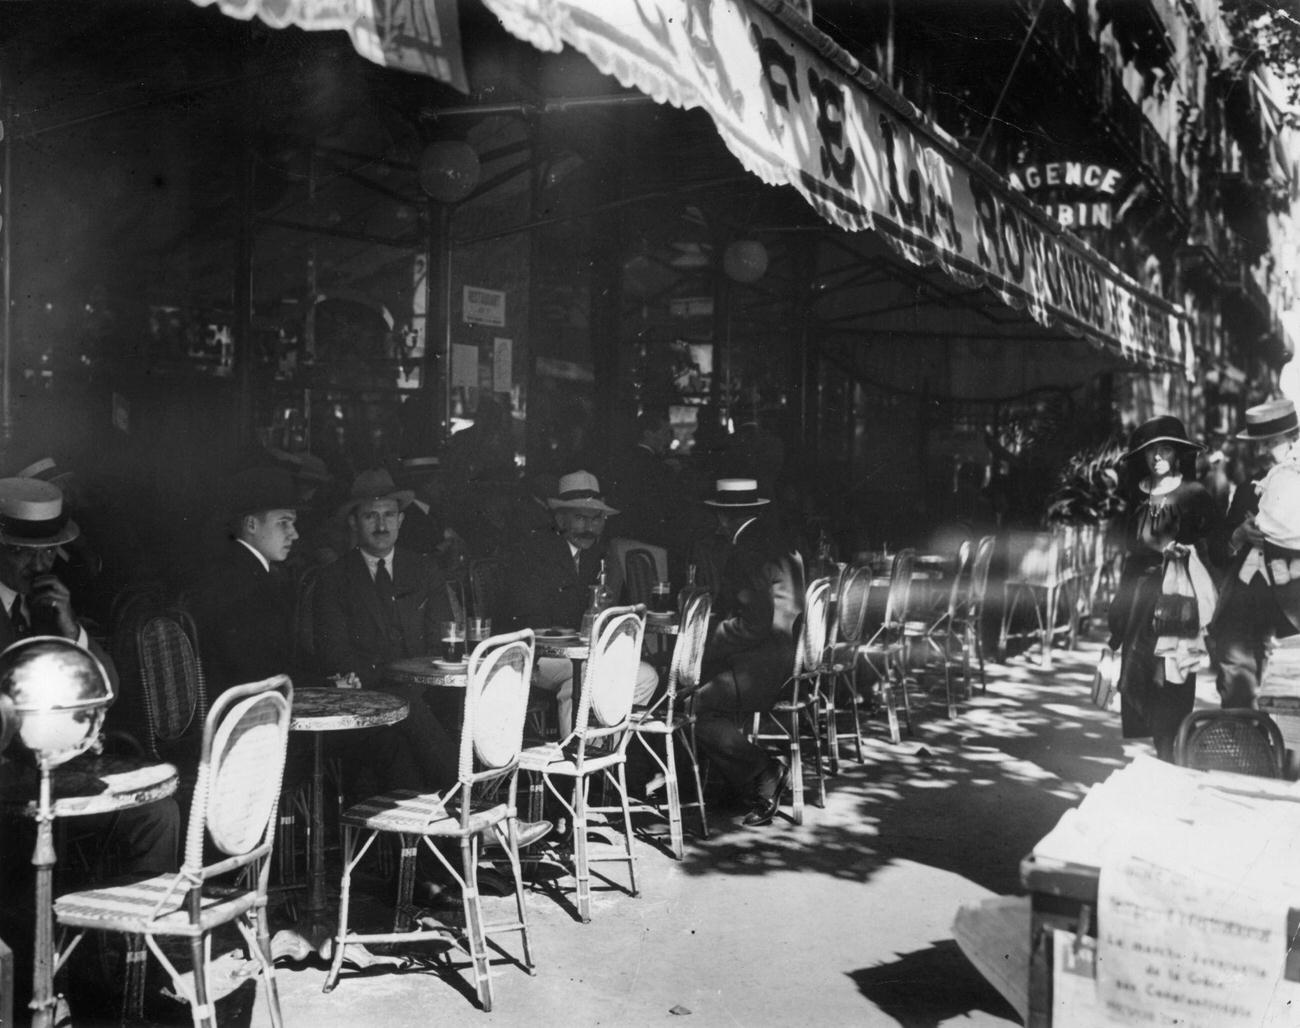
xmin=480 ymin=0 xmax=1195 ymax=381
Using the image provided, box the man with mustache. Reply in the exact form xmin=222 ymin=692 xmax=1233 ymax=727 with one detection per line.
xmin=313 ymin=468 xmax=460 ymax=790
xmin=505 ymin=470 xmax=658 ymax=732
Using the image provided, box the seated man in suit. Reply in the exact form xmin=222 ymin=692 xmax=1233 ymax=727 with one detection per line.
xmin=504 ymin=470 xmax=659 ymax=732
xmin=689 ymin=478 xmax=803 ymax=828
xmin=313 ymin=468 xmax=461 ymax=790
xmin=0 ymin=477 xmax=179 ymax=1009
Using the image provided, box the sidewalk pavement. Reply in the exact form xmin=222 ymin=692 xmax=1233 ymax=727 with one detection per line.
xmin=142 ymin=629 xmax=1222 ymax=1027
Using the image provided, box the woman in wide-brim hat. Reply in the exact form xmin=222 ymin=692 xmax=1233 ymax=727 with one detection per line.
xmin=1107 ymin=415 xmax=1219 ymax=762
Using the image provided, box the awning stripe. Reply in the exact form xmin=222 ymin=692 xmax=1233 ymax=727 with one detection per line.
xmin=481 ymin=0 xmax=1194 ymax=380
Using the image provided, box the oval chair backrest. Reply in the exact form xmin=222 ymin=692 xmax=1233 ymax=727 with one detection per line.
xmin=463 ymin=630 xmax=534 ymax=776
xmin=799 ymin=578 xmax=833 ymax=675
xmin=624 ymin=548 xmax=658 ymax=606
xmin=884 ymin=549 xmax=916 ymax=627
xmin=836 ymin=563 xmax=874 ymax=646
xmin=968 ymin=535 xmax=996 ymax=614
xmin=138 ymin=612 xmax=207 ymax=747
xmin=669 ymin=589 xmax=713 ymax=698
xmin=1175 ymin=710 xmax=1285 ymax=778
xmin=943 ymin=540 xmax=973 ymax=622
xmin=200 ymin=679 xmax=291 ymax=860
xmin=469 ymin=558 xmax=508 ymax=622
xmin=580 ymin=605 xmax=646 ymax=730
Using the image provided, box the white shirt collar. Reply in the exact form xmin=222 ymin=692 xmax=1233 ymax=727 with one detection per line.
xmin=361 ymin=548 xmax=395 ymax=579
xmin=236 ymin=538 xmax=271 ymax=573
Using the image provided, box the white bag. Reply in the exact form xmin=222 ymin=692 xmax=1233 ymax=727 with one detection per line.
xmin=1091 ymin=647 xmax=1120 ymax=713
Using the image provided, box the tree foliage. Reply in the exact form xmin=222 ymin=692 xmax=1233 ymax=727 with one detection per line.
xmin=1220 ymin=0 xmax=1300 ymax=121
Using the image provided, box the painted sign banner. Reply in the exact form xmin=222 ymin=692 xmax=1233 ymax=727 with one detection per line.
xmin=483 ymin=0 xmax=1191 ymax=377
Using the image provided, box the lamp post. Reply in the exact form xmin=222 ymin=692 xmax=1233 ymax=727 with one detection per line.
xmin=0 ymin=637 xmax=113 ymax=1028
xmin=417 ymin=140 xmax=480 ymax=443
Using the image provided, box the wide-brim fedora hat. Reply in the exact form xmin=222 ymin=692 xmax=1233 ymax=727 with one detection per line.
xmin=546 ymin=471 xmax=619 ymax=515
xmin=338 ymin=468 xmax=415 ymax=518
xmin=225 ymin=467 xmax=300 ymax=519
xmin=1236 ymin=398 xmax=1299 ymax=442
xmin=1123 ymin=415 xmax=1204 ymax=460
xmin=703 ymin=477 xmax=770 ymax=508
xmin=0 ymin=478 xmax=80 ymax=548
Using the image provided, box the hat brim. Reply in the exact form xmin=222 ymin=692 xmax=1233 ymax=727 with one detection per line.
xmin=339 ymin=490 xmax=415 ymax=519
xmin=0 ymin=518 xmax=80 ymax=549
xmin=1237 ymin=426 xmax=1296 ymax=442
xmin=703 ymin=498 xmax=771 ymax=509
xmin=547 ymin=498 xmax=619 ymax=516
xmin=1124 ymin=436 xmax=1204 ymax=459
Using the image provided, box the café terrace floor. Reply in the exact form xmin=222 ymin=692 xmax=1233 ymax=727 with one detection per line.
xmin=85 ymin=626 xmax=1206 ymax=1028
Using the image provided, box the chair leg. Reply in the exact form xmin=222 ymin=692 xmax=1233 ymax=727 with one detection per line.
xmin=841 ymin=669 xmax=865 ymax=764
xmin=573 ymin=776 xmax=592 ymax=923
xmin=500 ymin=819 xmax=535 ymax=974
xmin=1039 ymin=585 xmax=1055 ymax=669
xmin=615 ymin=763 xmax=639 ymax=898
xmin=884 ymin=675 xmax=902 ymax=745
xmin=820 ymin=674 xmax=839 ymax=777
xmin=252 ymin=905 xmax=285 ymax=1028
xmin=681 ymin=728 xmax=710 ymax=841
xmin=804 ymin=703 xmax=826 ymax=809
xmin=662 ymin=735 xmax=685 ymax=861
xmin=122 ymin=934 xmax=147 ymax=1023
xmin=997 ymin=586 xmax=1013 ymax=661
xmin=189 ymin=933 xmax=213 ymax=1028
xmin=323 ymin=825 xmax=364 ymax=993
xmin=786 ymin=708 xmax=804 ymax=825
xmin=461 ymin=835 xmax=493 ymax=1012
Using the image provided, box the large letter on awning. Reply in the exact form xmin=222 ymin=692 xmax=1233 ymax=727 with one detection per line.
xmin=482 ymin=0 xmax=1193 ymax=379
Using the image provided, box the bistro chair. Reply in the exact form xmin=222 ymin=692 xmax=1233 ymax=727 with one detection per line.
xmin=997 ymin=528 xmax=1081 ymax=668
xmin=751 ymin=576 xmax=831 ymax=824
xmin=903 ymin=541 xmax=973 ymax=720
xmin=956 ymin=535 xmax=996 ymax=695
xmin=628 ymin=587 xmax=712 ymax=859
xmin=324 ymin=630 xmax=537 ymax=1010
xmin=623 ymin=547 xmax=659 ymax=607
xmin=858 ymin=549 xmax=917 ymax=745
xmin=521 ymin=605 xmax=646 ymax=923
xmin=826 ymin=561 xmax=878 ymax=767
xmin=1174 ymin=710 xmax=1286 ymax=778
xmin=136 ymin=609 xmax=209 ymax=772
xmin=53 ymin=675 xmax=293 ymax=1028
xmin=468 ymin=557 xmax=509 ymax=624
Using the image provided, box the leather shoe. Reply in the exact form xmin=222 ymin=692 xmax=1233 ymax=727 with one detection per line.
xmin=742 ymin=760 xmax=790 ymax=827
xmin=483 ymin=818 xmax=552 ymax=851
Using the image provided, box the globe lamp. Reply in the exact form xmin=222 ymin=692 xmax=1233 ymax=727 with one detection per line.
xmin=723 ymin=239 xmax=769 ymax=284
xmin=418 ymin=140 xmax=481 ymax=204
xmin=0 ymin=636 xmax=113 ymax=769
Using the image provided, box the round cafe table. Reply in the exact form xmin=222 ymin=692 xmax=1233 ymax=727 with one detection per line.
xmin=0 ymin=753 xmax=179 ymax=1028
xmin=271 ymin=687 xmax=407 ymax=963
xmin=385 ymin=657 xmax=469 ymax=689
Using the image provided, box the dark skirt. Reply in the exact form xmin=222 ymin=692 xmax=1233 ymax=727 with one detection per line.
xmin=1112 ymin=558 xmax=1196 ymax=743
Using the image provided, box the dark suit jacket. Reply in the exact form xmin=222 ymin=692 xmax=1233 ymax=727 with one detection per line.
xmin=701 ymin=514 xmax=804 ymax=702
xmin=504 ymin=528 xmax=625 ymax=631
xmin=192 ymin=541 xmax=296 ymax=695
xmin=314 ymin=546 xmax=454 ymax=688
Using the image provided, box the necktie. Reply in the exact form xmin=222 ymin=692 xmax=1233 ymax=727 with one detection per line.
xmin=10 ymin=597 xmax=28 ymax=638
xmin=573 ymin=550 xmax=582 ymax=578
xmin=375 ymin=558 xmax=395 ymax=604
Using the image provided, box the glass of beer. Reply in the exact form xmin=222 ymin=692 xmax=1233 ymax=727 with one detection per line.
xmin=439 ymin=621 xmax=465 ymax=663
xmin=468 ymin=616 xmax=492 ymax=646
xmin=650 ymin=581 xmax=673 ymax=614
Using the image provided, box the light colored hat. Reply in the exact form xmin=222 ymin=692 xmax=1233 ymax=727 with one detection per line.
xmin=546 ymin=471 xmax=619 ymax=515
xmin=339 ymin=468 xmax=414 ymax=518
xmin=703 ymin=478 xmax=770 ymax=508
xmin=1236 ymin=399 xmax=1299 ymax=442
xmin=0 ymin=478 xmax=80 ymax=548
xmin=15 ymin=457 xmax=74 ymax=487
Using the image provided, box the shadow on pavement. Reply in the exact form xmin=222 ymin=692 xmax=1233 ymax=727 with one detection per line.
xmin=849 ymin=940 xmax=1021 ymax=1028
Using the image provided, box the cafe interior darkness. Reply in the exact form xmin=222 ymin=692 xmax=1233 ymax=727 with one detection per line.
xmin=0 ymin=0 xmax=1142 ymax=570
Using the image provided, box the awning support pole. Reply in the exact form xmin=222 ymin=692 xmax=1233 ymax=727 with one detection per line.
xmin=975 ymin=0 xmax=1046 ymax=162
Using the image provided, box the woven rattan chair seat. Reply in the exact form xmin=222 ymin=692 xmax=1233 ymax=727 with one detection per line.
xmin=341 ymin=789 xmax=507 ymax=835
xmin=55 ymin=875 xmax=263 ymax=936
xmin=519 ymin=741 xmax=624 ymax=775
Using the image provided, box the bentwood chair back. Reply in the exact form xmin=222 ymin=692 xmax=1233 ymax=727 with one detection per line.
xmin=136 ymin=609 xmax=208 ymax=768
xmin=1174 ymin=709 xmax=1286 ymax=778
xmin=958 ymin=535 xmax=996 ymax=694
xmin=520 ymin=604 xmax=647 ymax=922
xmin=826 ymin=562 xmax=876 ymax=766
xmin=54 ymin=675 xmax=293 ymax=1028
xmin=859 ymin=549 xmax=917 ymax=744
xmin=324 ymin=630 xmax=537 ymax=1010
xmin=623 ymin=547 xmax=659 ymax=607
xmin=905 ymin=541 xmax=973 ymax=720
xmin=630 ymin=588 xmax=713 ymax=857
xmin=752 ymin=577 xmax=831 ymax=824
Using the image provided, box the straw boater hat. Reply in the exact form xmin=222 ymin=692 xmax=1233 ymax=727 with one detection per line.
xmin=15 ymin=458 xmax=75 ymax=488
xmin=338 ymin=468 xmax=414 ymax=519
xmin=1236 ymin=398 xmax=1299 ymax=442
xmin=546 ymin=471 xmax=619 ymax=515
xmin=703 ymin=477 xmax=771 ymax=509
xmin=0 ymin=478 xmax=80 ymax=548
xmin=225 ymin=467 xmax=299 ymax=518
xmin=1123 ymin=416 xmax=1203 ymax=460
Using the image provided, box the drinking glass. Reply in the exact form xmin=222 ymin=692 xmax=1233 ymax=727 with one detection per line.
xmin=468 ymin=616 xmax=492 ymax=646
xmin=650 ymin=581 xmax=673 ymax=614
xmin=439 ymin=621 xmax=465 ymax=663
